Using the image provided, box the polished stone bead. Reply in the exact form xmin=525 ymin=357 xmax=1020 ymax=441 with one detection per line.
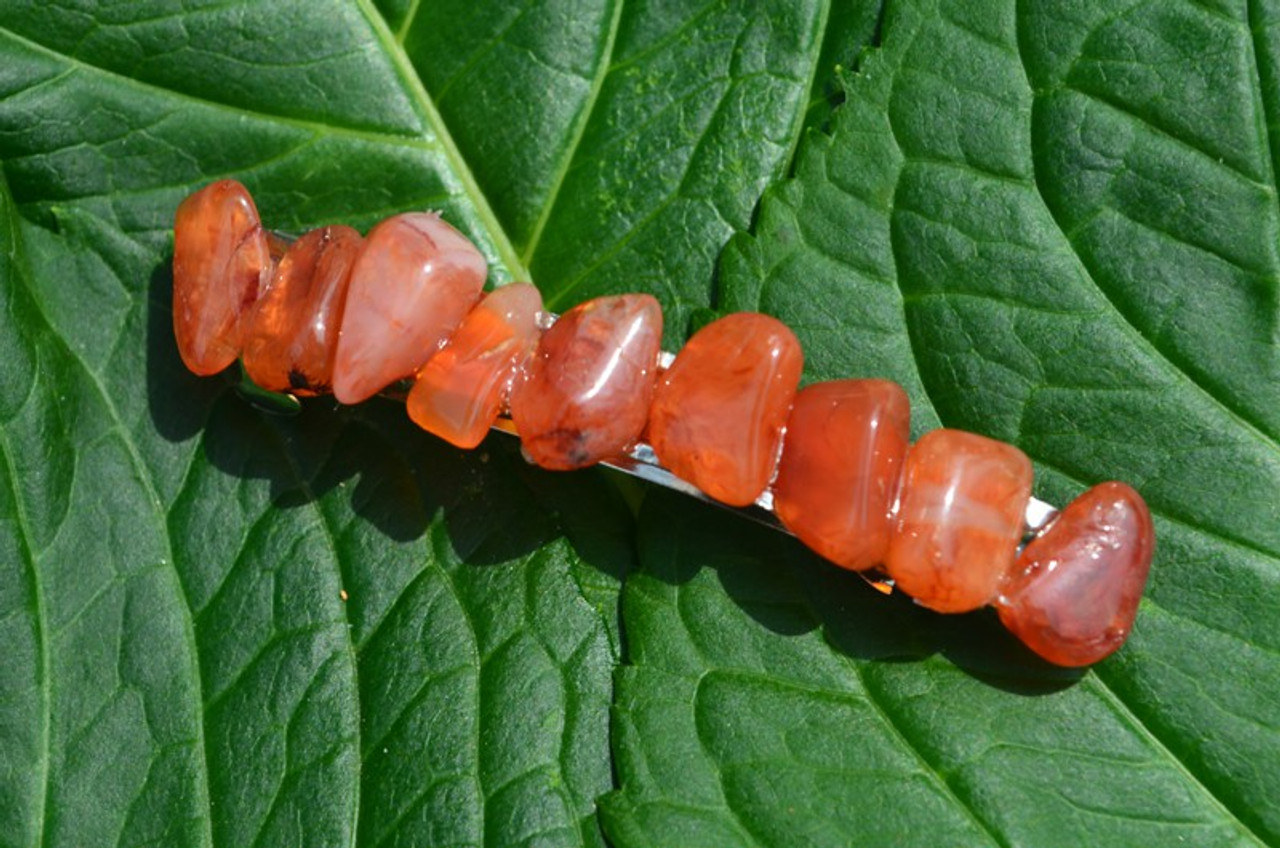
xmin=774 ymin=380 xmax=910 ymax=571
xmin=648 ymin=313 xmax=803 ymax=507
xmin=241 ymin=225 xmax=363 ymax=395
xmin=885 ymin=429 xmax=1033 ymax=613
xmin=510 ymin=294 xmax=662 ymax=470
xmin=997 ymin=482 xmax=1154 ymax=666
xmin=172 ymin=179 xmax=273 ymax=375
xmin=332 ymin=213 xmax=486 ymax=404
xmin=407 ymin=283 xmax=544 ymax=449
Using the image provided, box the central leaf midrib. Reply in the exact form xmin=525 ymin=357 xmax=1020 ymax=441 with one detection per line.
xmin=354 ymin=0 xmax=530 ymax=281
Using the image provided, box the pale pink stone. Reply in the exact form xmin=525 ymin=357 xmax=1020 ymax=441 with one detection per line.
xmin=332 ymin=213 xmax=486 ymax=404
xmin=997 ymin=482 xmax=1154 ymax=666
xmin=885 ymin=429 xmax=1033 ymax=613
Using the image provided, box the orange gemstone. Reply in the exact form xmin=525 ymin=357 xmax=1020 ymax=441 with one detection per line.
xmin=172 ymin=179 xmax=273 ymax=375
xmin=997 ymin=482 xmax=1154 ymax=666
xmin=648 ymin=313 xmax=803 ymax=506
xmin=241 ymin=225 xmax=363 ymax=395
xmin=774 ymin=380 xmax=910 ymax=571
xmin=885 ymin=429 xmax=1033 ymax=613
xmin=407 ymin=283 xmax=544 ymax=449
xmin=510 ymin=294 xmax=662 ymax=470
xmin=332 ymin=213 xmax=486 ymax=404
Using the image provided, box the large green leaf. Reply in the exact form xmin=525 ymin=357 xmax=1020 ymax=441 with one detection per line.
xmin=1 ymin=0 xmax=1276 ymax=846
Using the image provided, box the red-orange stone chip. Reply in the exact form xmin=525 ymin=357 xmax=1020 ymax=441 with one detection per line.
xmin=885 ymin=429 xmax=1033 ymax=613
xmin=774 ymin=380 xmax=910 ymax=571
xmin=648 ymin=313 xmax=803 ymax=507
xmin=997 ymin=482 xmax=1154 ymax=666
xmin=408 ymin=283 xmax=544 ymax=449
xmin=172 ymin=179 xmax=273 ymax=375
xmin=241 ymin=225 xmax=363 ymax=395
xmin=510 ymin=294 xmax=662 ymax=470
xmin=332 ymin=213 xmax=487 ymax=404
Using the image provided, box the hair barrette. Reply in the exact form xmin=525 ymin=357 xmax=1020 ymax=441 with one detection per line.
xmin=172 ymin=179 xmax=1155 ymax=667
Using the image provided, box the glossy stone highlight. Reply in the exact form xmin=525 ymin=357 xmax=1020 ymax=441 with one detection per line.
xmin=332 ymin=213 xmax=486 ymax=404
xmin=510 ymin=294 xmax=662 ymax=470
xmin=649 ymin=313 xmax=803 ymax=507
xmin=774 ymin=380 xmax=910 ymax=571
xmin=172 ymin=179 xmax=273 ymax=375
xmin=886 ymin=429 xmax=1033 ymax=613
xmin=242 ymin=225 xmax=363 ymax=395
xmin=997 ymin=482 xmax=1154 ymax=666
xmin=408 ymin=283 xmax=544 ymax=449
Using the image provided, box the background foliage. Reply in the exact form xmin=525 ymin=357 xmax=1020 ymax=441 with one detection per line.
xmin=1 ymin=0 xmax=1278 ymax=845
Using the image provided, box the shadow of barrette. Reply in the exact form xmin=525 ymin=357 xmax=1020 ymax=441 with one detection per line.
xmin=147 ymin=257 xmax=634 ymax=597
xmin=633 ymin=487 xmax=1084 ymax=696
xmin=147 ymin=260 xmax=1077 ymax=694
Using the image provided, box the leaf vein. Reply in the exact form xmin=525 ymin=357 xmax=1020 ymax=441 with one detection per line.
xmin=0 ymin=432 xmax=51 ymax=847
xmin=848 ymin=661 xmax=1009 ymax=847
xmin=1088 ymin=672 xmax=1270 ymax=844
xmin=1063 ymin=81 xmax=1274 ymax=198
xmin=0 ymin=187 xmax=215 ymax=845
xmin=521 ymin=0 xmax=624 ymax=266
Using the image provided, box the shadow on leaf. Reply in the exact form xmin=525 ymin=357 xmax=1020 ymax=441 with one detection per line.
xmin=636 ymin=488 xmax=1082 ymax=695
xmin=146 ymin=261 xmax=635 ymax=577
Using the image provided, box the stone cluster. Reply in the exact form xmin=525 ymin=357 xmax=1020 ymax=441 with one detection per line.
xmin=173 ymin=180 xmax=1155 ymax=667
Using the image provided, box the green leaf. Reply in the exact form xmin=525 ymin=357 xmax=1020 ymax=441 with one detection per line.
xmin=606 ymin=0 xmax=1280 ymax=844
xmin=0 ymin=2 xmax=635 ymax=845
xmin=0 ymin=163 xmax=210 ymax=846
xmin=398 ymin=0 xmax=835 ymax=341
xmin=2 ymin=0 xmax=1278 ymax=846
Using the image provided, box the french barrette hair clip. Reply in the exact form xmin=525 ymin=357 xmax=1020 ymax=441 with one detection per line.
xmin=172 ymin=178 xmax=1155 ymax=668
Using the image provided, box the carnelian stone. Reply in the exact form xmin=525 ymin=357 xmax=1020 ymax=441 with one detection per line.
xmin=997 ymin=482 xmax=1154 ymax=666
xmin=510 ymin=294 xmax=662 ymax=470
xmin=774 ymin=380 xmax=910 ymax=571
xmin=648 ymin=313 xmax=803 ymax=507
xmin=407 ymin=283 xmax=544 ymax=449
xmin=885 ymin=429 xmax=1032 ymax=613
xmin=332 ymin=213 xmax=486 ymax=404
xmin=172 ymin=179 xmax=273 ymax=375
xmin=241 ymin=225 xmax=363 ymax=395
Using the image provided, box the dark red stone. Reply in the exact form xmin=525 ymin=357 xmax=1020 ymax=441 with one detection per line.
xmin=997 ymin=482 xmax=1154 ymax=666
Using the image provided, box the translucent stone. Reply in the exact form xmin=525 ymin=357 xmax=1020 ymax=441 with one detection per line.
xmin=241 ymin=225 xmax=363 ymax=395
xmin=886 ymin=429 xmax=1033 ymax=613
xmin=997 ymin=482 xmax=1154 ymax=666
xmin=774 ymin=380 xmax=910 ymax=571
xmin=407 ymin=283 xmax=544 ymax=449
xmin=510 ymin=294 xmax=662 ymax=470
xmin=332 ymin=213 xmax=486 ymax=404
xmin=648 ymin=313 xmax=803 ymax=507
xmin=172 ymin=179 xmax=273 ymax=375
